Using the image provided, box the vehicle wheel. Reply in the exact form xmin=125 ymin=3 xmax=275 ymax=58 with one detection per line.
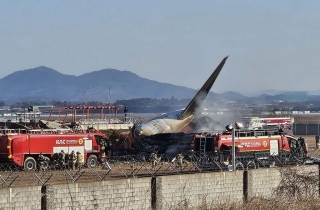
xmin=87 ymin=155 xmax=98 ymax=168
xmin=24 ymin=157 xmax=37 ymax=171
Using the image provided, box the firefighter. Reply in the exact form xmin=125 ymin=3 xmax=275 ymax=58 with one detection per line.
xmin=124 ymin=106 xmax=128 ymax=122
xmin=53 ymin=153 xmax=60 ymax=168
xmin=105 ymin=140 xmax=113 ymax=157
xmin=176 ymin=151 xmax=184 ymax=170
xmin=296 ymin=138 xmax=304 ymax=159
xmin=298 ymin=137 xmax=308 ymax=158
xmin=290 ymin=138 xmax=297 ymax=149
xmin=130 ymin=160 xmax=136 ymax=172
xmin=76 ymin=151 xmax=84 ymax=169
xmin=100 ymin=140 xmax=106 ymax=159
xmin=150 ymin=151 xmax=158 ymax=170
xmin=304 ymin=140 xmax=309 ymax=157
xmin=58 ymin=150 xmax=65 ymax=169
xmin=65 ymin=152 xmax=70 ymax=169
xmin=38 ymin=152 xmax=49 ymax=171
xmin=69 ymin=150 xmax=76 ymax=170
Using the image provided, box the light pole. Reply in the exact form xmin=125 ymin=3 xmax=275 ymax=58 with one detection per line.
xmin=226 ymin=122 xmax=243 ymax=171
xmin=232 ymin=126 xmax=236 ymax=171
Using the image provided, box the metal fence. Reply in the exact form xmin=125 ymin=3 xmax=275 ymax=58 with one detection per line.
xmin=0 ymin=151 xmax=315 ymax=188
xmin=294 ymin=123 xmax=320 ymax=135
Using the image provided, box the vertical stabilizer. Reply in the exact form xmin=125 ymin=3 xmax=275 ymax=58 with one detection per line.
xmin=179 ymin=56 xmax=228 ymax=120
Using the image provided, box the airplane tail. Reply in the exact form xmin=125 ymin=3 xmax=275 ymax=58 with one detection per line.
xmin=178 ymin=56 xmax=228 ymax=120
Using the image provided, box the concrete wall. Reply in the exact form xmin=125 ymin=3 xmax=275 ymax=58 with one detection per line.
xmin=247 ymin=165 xmax=319 ymax=198
xmin=247 ymin=168 xmax=281 ymax=198
xmin=45 ymin=177 xmax=152 ymax=210
xmin=0 ymin=165 xmax=318 ymax=210
xmin=155 ymin=171 xmax=244 ymax=209
xmin=0 ymin=186 xmax=41 ymax=210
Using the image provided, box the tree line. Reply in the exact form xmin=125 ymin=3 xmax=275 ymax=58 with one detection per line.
xmin=3 ymin=97 xmax=191 ymax=109
xmin=4 ymin=96 xmax=320 ymax=112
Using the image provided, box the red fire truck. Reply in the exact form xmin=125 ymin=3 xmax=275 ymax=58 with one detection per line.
xmin=190 ymin=128 xmax=308 ymax=167
xmin=0 ymin=129 xmax=108 ymax=170
xmin=130 ymin=125 xmax=309 ymax=169
xmin=240 ymin=117 xmax=294 ymax=130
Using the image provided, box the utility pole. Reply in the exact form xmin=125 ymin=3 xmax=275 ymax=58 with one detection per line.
xmin=83 ymin=86 xmax=89 ymax=120
xmin=108 ymin=86 xmax=111 ymax=122
xmin=232 ymin=127 xmax=236 ymax=171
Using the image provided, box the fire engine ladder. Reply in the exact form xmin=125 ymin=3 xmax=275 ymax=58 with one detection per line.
xmin=199 ymin=135 xmax=206 ymax=156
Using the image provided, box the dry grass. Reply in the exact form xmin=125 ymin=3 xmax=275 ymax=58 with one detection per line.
xmin=170 ymin=196 xmax=320 ymax=210
xmin=215 ymin=196 xmax=320 ymax=210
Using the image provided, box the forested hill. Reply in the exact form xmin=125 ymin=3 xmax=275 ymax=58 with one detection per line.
xmin=0 ymin=66 xmax=218 ymax=101
xmin=2 ymin=66 xmax=313 ymax=106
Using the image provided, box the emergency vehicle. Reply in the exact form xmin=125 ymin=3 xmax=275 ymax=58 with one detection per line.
xmin=240 ymin=117 xmax=294 ymax=130
xmin=190 ymin=128 xmax=308 ymax=167
xmin=134 ymin=125 xmax=308 ymax=168
xmin=0 ymin=128 xmax=109 ymax=170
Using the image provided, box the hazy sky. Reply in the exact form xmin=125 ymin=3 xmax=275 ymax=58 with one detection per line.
xmin=1 ymin=1 xmax=319 ymax=95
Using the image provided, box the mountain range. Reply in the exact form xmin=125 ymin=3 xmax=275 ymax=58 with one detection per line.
xmin=0 ymin=66 xmax=316 ymax=102
xmin=0 ymin=66 xmax=201 ymax=101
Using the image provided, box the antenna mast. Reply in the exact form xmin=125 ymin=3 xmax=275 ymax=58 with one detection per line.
xmin=108 ymin=86 xmax=112 ymax=118
xmin=109 ymin=86 xmax=112 ymax=106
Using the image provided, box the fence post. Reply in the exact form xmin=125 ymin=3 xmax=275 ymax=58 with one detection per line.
xmin=318 ymin=163 xmax=320 ymax=197
xmin=243 ymin=170 xmax=248 ymax=202
xmin=306 ymin=122 xmax=308 ymax=135
xmin=151 ymin=177 xmax=156 ymax=209
xmin=41 ymin=185 xmax=47 ymax=210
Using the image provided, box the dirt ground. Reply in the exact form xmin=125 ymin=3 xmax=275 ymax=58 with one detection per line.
xmin=0 ymin=161 xmax=198 ymax=188
xmin=301 ymin=135 xmax=320 ymax=157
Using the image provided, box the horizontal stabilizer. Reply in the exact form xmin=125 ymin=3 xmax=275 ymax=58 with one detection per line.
xmin=179 ymin=56 xmax=228 ymax=120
